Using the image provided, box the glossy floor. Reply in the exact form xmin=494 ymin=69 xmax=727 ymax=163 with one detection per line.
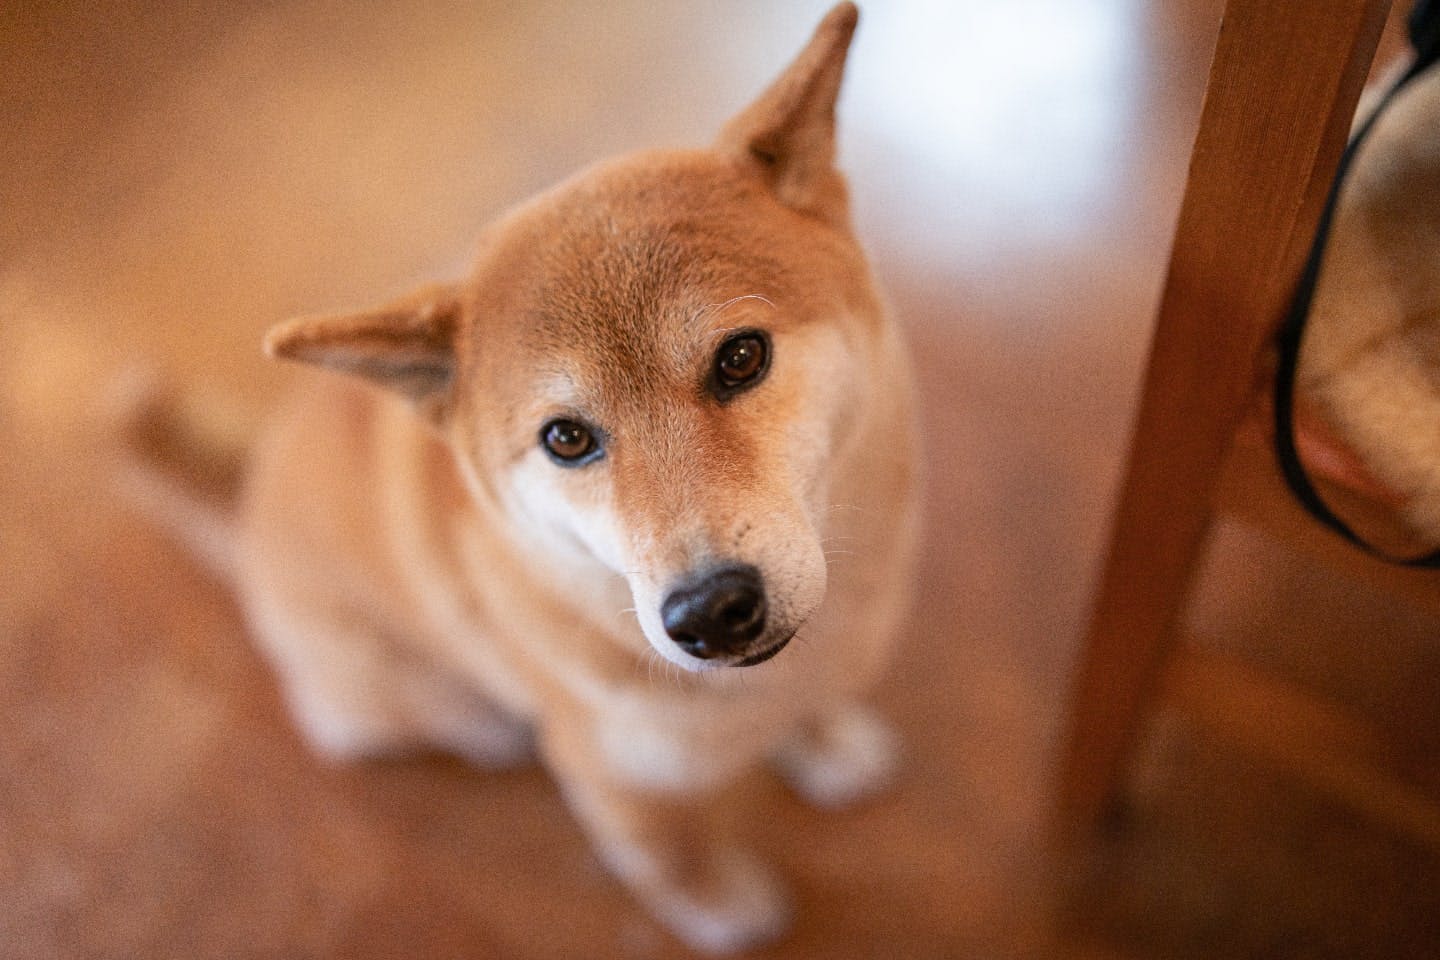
xmin=3 ymin=1 xmax=1438 ymax=957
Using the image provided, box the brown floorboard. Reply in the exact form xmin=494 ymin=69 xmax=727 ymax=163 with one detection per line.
xmin=4 ymin=2 xmax=1438 ymax=957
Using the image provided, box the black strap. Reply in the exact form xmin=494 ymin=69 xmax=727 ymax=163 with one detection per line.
xmin=1273 ymin=3 xmax=1440 ymax=567
xmin=1412 ymin=0 xmax=1440 ymax=65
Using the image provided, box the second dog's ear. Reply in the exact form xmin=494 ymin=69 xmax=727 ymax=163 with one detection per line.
xmin=263 ymin=283 xmax=460 ymax=420
xmin=715 ymin=2 xmax=858 ymax=225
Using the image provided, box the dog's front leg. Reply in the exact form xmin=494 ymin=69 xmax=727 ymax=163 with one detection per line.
xmin=770 ymin=702 xmax=901 ymax=809
xmin=543 ymin=720 xmax=793 ymax=954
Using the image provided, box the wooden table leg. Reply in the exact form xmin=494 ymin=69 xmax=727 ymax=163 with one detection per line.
xmin=1054 ymin=0 xmax=1391 ymax=837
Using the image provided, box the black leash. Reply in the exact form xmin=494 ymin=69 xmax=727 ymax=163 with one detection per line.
xmin=1272 ymin=0 xmax=1440 ymax=566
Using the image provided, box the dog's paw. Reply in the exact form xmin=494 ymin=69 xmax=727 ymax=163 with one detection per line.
xmin=280 ymin=672 xmax=535 ymax=768
xmin=611 ymin=844 xmax=793 ymax=955
xmin=436 ymin=711 xmax=535 ymax=770
xmin=770 ymin=704 xmax=901 ymax=809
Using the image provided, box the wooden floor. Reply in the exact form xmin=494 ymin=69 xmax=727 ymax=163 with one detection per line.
xmin=4 ymin=1 xmax=1439 ymax=957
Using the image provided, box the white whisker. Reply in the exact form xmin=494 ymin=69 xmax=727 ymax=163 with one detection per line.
xmin=693 ymin=294 xmax=776 ymax=339
xmin=641 ymin=646 xmax=665 ymax=687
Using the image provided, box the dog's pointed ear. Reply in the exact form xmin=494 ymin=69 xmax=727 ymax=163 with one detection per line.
xmin=264 ymin=283 xmax=461 ymax=417
xmin=715 ymin=2 xmax=858 ymax=224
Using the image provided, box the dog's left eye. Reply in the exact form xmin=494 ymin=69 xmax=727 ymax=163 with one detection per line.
xmin=541 ymin=419 xmax=601 ymax=465
xmin=712 ymin=331 xmax=770 ymax=398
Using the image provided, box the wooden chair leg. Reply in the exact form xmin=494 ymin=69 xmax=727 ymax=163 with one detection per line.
xmin=1054 ymin=0 xmax=1391 ymax=838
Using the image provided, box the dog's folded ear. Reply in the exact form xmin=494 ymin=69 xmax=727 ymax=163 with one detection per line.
xmin=716 ymin=1 xmax=858 ymax=225
xmin=263 ymin=283 xmax=461 ymax=418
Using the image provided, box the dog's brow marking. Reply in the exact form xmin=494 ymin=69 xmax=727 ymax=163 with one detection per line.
xmin=692 ymin=294 xmax=776 ymax=336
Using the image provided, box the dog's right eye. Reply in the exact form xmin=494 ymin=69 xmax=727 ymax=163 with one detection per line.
xmin=541 ymin=419 xmax=601 ymax=465
xmin=710 ymin=329 xmax=771 ymax=401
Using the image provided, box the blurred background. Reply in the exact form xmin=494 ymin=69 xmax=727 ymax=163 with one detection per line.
xmin=3 ymin=0 xmax=1439 ymax=956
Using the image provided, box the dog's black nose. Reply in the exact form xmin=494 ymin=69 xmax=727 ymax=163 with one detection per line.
xmin=661 ymin=565 xmax=768 ymax=660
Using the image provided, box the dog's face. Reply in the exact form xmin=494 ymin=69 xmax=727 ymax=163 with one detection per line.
xmin=452 ymin=151 xmax=878 ymax=668
xmin=263 ymin=6 xmax=876 ymax=670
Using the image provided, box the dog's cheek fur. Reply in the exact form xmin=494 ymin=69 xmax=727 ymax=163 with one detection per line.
xmin=737 ymin=322 xmax=864 ymax=634
xmin=776 ymin=321 xmax=867 ymax=516
xmin=441 ymin=377 xmax=631 ymax=594
xmin=503 ymin=454 xmax=630 ymax=573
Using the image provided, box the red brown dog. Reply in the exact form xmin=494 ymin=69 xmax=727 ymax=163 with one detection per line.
xmin=127 ymin=4 xmax=917 ymax=951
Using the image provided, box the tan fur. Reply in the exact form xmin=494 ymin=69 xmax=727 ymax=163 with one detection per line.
xmin=110 ymin=372 xmax=251 ymax=578
xmin=127 ymin=5 xmax=918 ymax=953
xmin=1299 ymin=57 xmax=1440 ymax=546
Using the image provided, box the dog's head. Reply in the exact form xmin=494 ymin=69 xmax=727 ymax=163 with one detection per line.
xmin=265 ymin=4 xmax=884 ymax=671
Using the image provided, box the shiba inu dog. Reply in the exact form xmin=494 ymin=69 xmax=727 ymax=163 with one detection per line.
xmin=122 ymin=3 xmax=917 ymax=951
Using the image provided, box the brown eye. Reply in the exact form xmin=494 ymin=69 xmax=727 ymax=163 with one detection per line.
xmin=541 ymin=419 xmax=600 ymax=465
xmin=712 ymin=331 xmax=770 ymax=397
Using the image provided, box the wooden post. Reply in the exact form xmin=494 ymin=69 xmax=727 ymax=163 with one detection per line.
xmin=1055 ymin=0 xmax=1391 ymax=836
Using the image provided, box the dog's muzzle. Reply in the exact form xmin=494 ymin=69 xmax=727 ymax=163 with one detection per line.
xmin=661 ymin=563 xmax=782 ymax=664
